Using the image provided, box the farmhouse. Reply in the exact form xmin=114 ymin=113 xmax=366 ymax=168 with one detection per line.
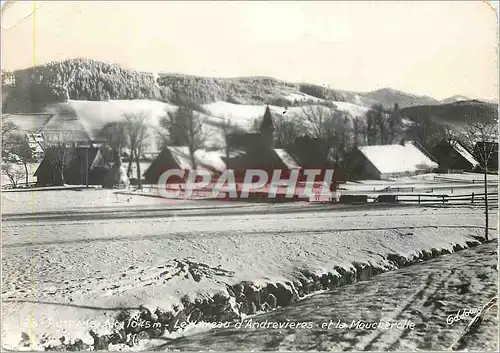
xmin=350 ymin=141 xmax=439 ymax=180
xmin=143 ymin=146 xmax=226 ymax=184
xmin=144 ymin=106 xmax=302 ymax=195
xmin=223 ymin=106 xmax=301 ymax=181
xmin=431 ymin=139 xmax=480 ymax=172
xmin=39 ymin=100 xmax=169 ymax=152
xmin=34 ymin=144 xmax=109 ymax=186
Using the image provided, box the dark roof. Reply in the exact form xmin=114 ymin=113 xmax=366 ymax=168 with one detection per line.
xmin=259 ymin=105 xmax=275 ymax=133
xmin=227 ymin=132 xmax=266 ymax=150
xmin=2 ymin=113 xmax=54 ymax=133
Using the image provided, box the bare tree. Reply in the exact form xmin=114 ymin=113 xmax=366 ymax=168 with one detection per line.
xmin=8 ymin=134 xmax=33 ymax=186
xmin=161 ymin=103 xmax=206 ymax=168
xmin=40 ymin=141 xmax=76 ymax=186
xmin=353 ymin=116 xmax=367 ymax=147
xmin=123 ymin=112 xmax=149 ymax=189
xmin=406 ymin=115 xmax=447 ymax=150
xmin=1 ymin=121 xmax=26 ymax=187
xmin=301 ymin=105 xmax=332 ymax=141
xmin=365 ymin=104 xmax=387 ymax=144
xmin=388 ymin=103 xmax=403 ymax=144
xmin=102 ymin=121 xmax=128 ymax=165
xmin=1 ymin=121 xmax=18 ymax=149
xmin=274 ymin=117 xmax=303 ymax=149
xmin=1 ymin=157 xmax=25 ymax=188
xmin=301 ymin=105 xmax=352 ymax=163
xmin=365 ymin=109 xmax=378 ymax=145
xmin=31 ymin=129 xmax=76 ymax=186
xmin=462 ymin=115 xmax=498 ymax=241
xmin=330 ymin=111 xmax=353 ymax=165
xmin=218 ymin=116 xmax=240 ymax=161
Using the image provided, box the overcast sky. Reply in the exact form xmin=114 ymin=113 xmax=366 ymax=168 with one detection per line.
xmin=1 ymin=1 xmax=498 ymax=101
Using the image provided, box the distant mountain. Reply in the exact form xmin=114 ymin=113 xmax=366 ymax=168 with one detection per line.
xmin=358 ymin=88 xmax=440 ymax=109
xmin=440 ymin=95 xmax=472 ymax=104
xmin=2 ymin=59 xmax=495 ymax=128
xmin=400 ymin=100 xmax=498 ymax=130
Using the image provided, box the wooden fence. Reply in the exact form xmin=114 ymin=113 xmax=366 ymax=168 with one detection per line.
xmin=371 ymin=192 xmax=498 ymax=205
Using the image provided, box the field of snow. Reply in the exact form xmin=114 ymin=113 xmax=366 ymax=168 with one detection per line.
xmin=1 ymin=187 xmax=498 ymax=350
xmin=162 ymin=240 xmax=498 ymax=351
xmin=202 ymin=100 xmax=370 ymax=131
xmin=341 ymin=173 xmax=499 ymax=196
xmin=284 ymin=92 xmax=324 ymax=103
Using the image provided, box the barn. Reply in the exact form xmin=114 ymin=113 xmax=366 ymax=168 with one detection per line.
xmin=351 ymin=141 xmax=439 ymax=180
xmin=431 ymin=139 xmax=479 ymax=172
xmin=143 ymin=146 xmax=227 ymax=185
xmin=34 ymin=144 xmax=110 ymax=186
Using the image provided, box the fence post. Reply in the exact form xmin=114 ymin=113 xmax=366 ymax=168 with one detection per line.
xmin=471 ymin=192 xmax=474 ymax=204
xmin=418 ymin=195 xmax=420 ymax=204
xmin=442 ymin=195 xmax=445 ymax=204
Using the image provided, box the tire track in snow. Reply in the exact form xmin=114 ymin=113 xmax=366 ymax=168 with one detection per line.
xmin=352 ymin=272 xmax=441 ymax=351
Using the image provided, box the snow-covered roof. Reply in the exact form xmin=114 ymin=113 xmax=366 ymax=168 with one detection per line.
xmin=2 ymin=113 xmax=54 ymax=133
xmin=166 ymin=146 xmax=193 ymax=170
xmin=450 ymin=140 xmax=480 ymax=168
xmin=165 ymin=146 xmax=227 ymax=172
xmin=359 ymin=142 xmax=438 ymax=175
xmin=194 ymin=150 xmax=226 ymax=172
xmin=40 ymin=100 xmax=177 ymax=152
xmin=273 ymin=149 xmax=301 ymax=169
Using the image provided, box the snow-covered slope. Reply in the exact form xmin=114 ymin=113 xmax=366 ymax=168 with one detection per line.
xmin=203 ymin=101 xmax=370 ymax=130
xmin=440 ymin=95 xmax=472 ymax=104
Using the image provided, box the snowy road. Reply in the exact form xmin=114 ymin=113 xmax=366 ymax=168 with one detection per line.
xmin=2 ymin=200 xmax=495 ymax=292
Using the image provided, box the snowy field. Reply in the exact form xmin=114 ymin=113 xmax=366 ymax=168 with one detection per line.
xmin=203 ymin=100 xmax=370 ymax=130
xmin=1 ymin=187 xmax=498 ymax=350
xmin=162 ymin=240 xmax=498 ymax=352
xmin=340 ymin=173 xmax=498 ymax=200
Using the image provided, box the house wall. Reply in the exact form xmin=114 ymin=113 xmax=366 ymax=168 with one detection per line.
xmin=347 ymin=149 xmax=382 ymax=180
xmin=34 ymin=158 xmax=63 ymax=186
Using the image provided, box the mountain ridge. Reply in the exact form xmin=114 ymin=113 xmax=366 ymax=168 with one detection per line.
xmin=2 ymin=59 xmax=496 ymax=113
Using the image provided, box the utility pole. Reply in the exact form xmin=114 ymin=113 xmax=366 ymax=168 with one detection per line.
xmin=86 ymin=145 xmax=89 ymax=188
